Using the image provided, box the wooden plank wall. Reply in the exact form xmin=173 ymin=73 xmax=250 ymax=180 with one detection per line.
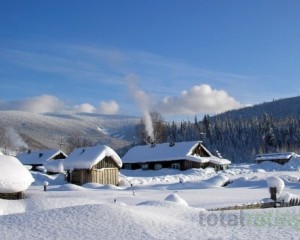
xmin=91 ymin=168 xmax=118 ymax=185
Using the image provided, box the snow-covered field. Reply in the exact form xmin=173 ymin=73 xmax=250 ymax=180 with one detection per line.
xmin=1 ymin=161 xmax=300 ymax=240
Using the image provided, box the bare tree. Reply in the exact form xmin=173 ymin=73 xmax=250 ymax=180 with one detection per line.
xmin=64 ymin=132 xmax=94 ymax=154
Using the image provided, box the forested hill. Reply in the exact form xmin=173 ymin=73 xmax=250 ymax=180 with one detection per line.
xmin=216 ymin=96 xmax=300 ymax=120
xmin=163 ymin=96 xmax=300 ymax=163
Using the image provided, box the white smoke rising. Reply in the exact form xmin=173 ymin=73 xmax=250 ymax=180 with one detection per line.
xmin=126 ymin=74 xmax=154 ymax=139
xmin=142 ymin=110 xmax=154 ymax=139
xmin=5 ymin=127 xmax=28 ymax=151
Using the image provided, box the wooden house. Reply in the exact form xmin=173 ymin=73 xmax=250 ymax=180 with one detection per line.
xmin=255 ymin=152 xmax=298 ymax=165
xmin=17 ymin=149 xmax=67 ymax=171
xmin=122 ymin=141 xmax=231 ymax=171
xmin=63 ymin=145 xmax=122 ymax=186
xmin=0 ymin=155 xmax=34 ymax=200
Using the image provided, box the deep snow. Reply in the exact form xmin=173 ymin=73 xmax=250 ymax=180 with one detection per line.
xmin=1 ymin=161 xmax=300 ymax=239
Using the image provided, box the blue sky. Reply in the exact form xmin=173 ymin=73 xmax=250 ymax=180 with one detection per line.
xmin=1 ymin=0 xmax=300 ymax=120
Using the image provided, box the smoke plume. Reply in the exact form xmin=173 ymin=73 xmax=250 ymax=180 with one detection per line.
xmin=126 ymin=74 xmax=154 ymax=139
xmin=5 ymin=127 xmax=28 ymax=151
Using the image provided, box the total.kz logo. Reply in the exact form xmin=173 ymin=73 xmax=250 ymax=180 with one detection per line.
xmin=199 ymin=209 xmax=300 ymax=231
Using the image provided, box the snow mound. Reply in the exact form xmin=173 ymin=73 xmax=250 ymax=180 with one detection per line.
xmin=164 ymin=193 xmax=188 ymax=206
xmin=82 ymin=183 xmax=104 ymax=189
xmin=200 ymin=175 xmax=230 ymax=188
xmin=0 ymin=155 xmax=34 ymax=193
xmin=52 ymin=184 xmax=87 ymax=191
xmin=81 ymin=183 xmax=122 ymax=190
xmin=99 ymin=184 xmax=122 ymax=190
xmin=118 ymin=179 xmax=130 ymax=187
xmin=267 ymin=177 xmax=285 ymax=194
xmin=44 ymin=160 xmax=65 ymax=173
xmin=137 ymin=200 xmax=174 ymax=207
xmin=255 ymin=169 xmax=266 ymax=173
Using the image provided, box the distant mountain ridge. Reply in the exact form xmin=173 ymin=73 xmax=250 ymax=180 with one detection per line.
xmin=0 ymin=111 xmax=140 ymax=155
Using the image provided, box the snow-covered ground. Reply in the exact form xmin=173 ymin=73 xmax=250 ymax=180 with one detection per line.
xmin=1 ymin=161 xmax=300 ymax=239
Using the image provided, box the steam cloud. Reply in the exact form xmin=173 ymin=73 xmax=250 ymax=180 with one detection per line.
xmin=5 ymin=127 xmax=28 ymax=150
xmin=126 ymin=74 xmax=154 ymax=139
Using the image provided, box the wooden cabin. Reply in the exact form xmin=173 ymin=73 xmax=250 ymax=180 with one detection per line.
xmin=0 ymin=155 xmax=34 ymax=200
xmin=122 ymin=141 xmax=231 ymax=171
xmin=63 ymin=145 xmax=122 ymax=186
xmin=17 ymin=149 xmax=67 ymax=171
xmin=255 ymin=152 xmax=298 ymax=165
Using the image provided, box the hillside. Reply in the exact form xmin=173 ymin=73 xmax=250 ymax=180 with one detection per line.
xmin=201 ymin=96 xmax=300 ymax=162
xmin=216 ymin=95 xmax=300 ymax=120
xmin=0 ymin=111 xmax=140 ymax=155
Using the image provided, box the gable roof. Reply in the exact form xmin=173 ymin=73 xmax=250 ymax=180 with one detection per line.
xmin=63 ymin=145 xmax=122 ymax=170
xmin=122 ymin=141 xmax=231 ymax=165
xmin=255 ymin=152 xmax=298 ymax=161
xmin=0 ymin=155 xmax=34 ymax=193
xmin=17 ymin=149 xmax=67 ymax=165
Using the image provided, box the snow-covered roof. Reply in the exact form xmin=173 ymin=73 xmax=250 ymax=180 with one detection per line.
xmin=209 ymin=157 xmax=232 ymax=165
xmin=255 ymin=152 xmax=298 ymax=161
xmin=122 ymin=141 xmax=231 ymax=165
xmin=63 ymin=145 xmax=122 ymax=170
xmin=17 ymin=149 xmax=67 ymax=165
xmin=0 ymin=155 xmax=34 ymax=193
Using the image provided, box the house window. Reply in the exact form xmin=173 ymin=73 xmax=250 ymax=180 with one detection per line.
xmin=124 ymin=164 xmax=132 ymax=170
xmin=141 ymin=164 xmax=149 ymax=170
xmin=171 ymin=163 xmax=180 ymax=170
xmin=154 ymin=164 xmax=162 ymax=170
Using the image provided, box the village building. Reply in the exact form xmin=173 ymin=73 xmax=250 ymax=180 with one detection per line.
xmin=255 ymin=152 xmax=299 ymax=165
xmin=0 ymin=155 xmax=34 ymax=200
xmin=63 ymin=145 xmax=122 ymax=186
xmin=17 ymin=149 xmax=67 ymax=171
xmin=122 ymin=141 xmax=231 ymax=171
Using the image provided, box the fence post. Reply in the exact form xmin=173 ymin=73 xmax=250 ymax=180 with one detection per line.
xmin=269 ymin=187 xmax=277 ymax=202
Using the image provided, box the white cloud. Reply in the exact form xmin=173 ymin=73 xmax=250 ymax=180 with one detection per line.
xmin=98 ymin=100 xmax=119 ymax=115
xmin=0 ymin=95 xmax=120 ymax=115
xmin=155 ymin=84 xmax=243 ymax=115
xmin=0 ymin=95 xmax=64 ymax=113
xmin=74 ymin=103 xmax=96 ymax=113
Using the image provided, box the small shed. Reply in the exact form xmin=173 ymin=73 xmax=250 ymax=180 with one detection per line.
xmin=17 ymin=149 xmax=67 ymax=171
xmin=255 ymin=152 xmax=298 ymax=165
xmin=0 ymin=155 xmax=34 ymax=200
xmin=63 ymin=145 xmax=122 ymax=186
xmin=122 ymin=141 xmax=231 ymax=171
